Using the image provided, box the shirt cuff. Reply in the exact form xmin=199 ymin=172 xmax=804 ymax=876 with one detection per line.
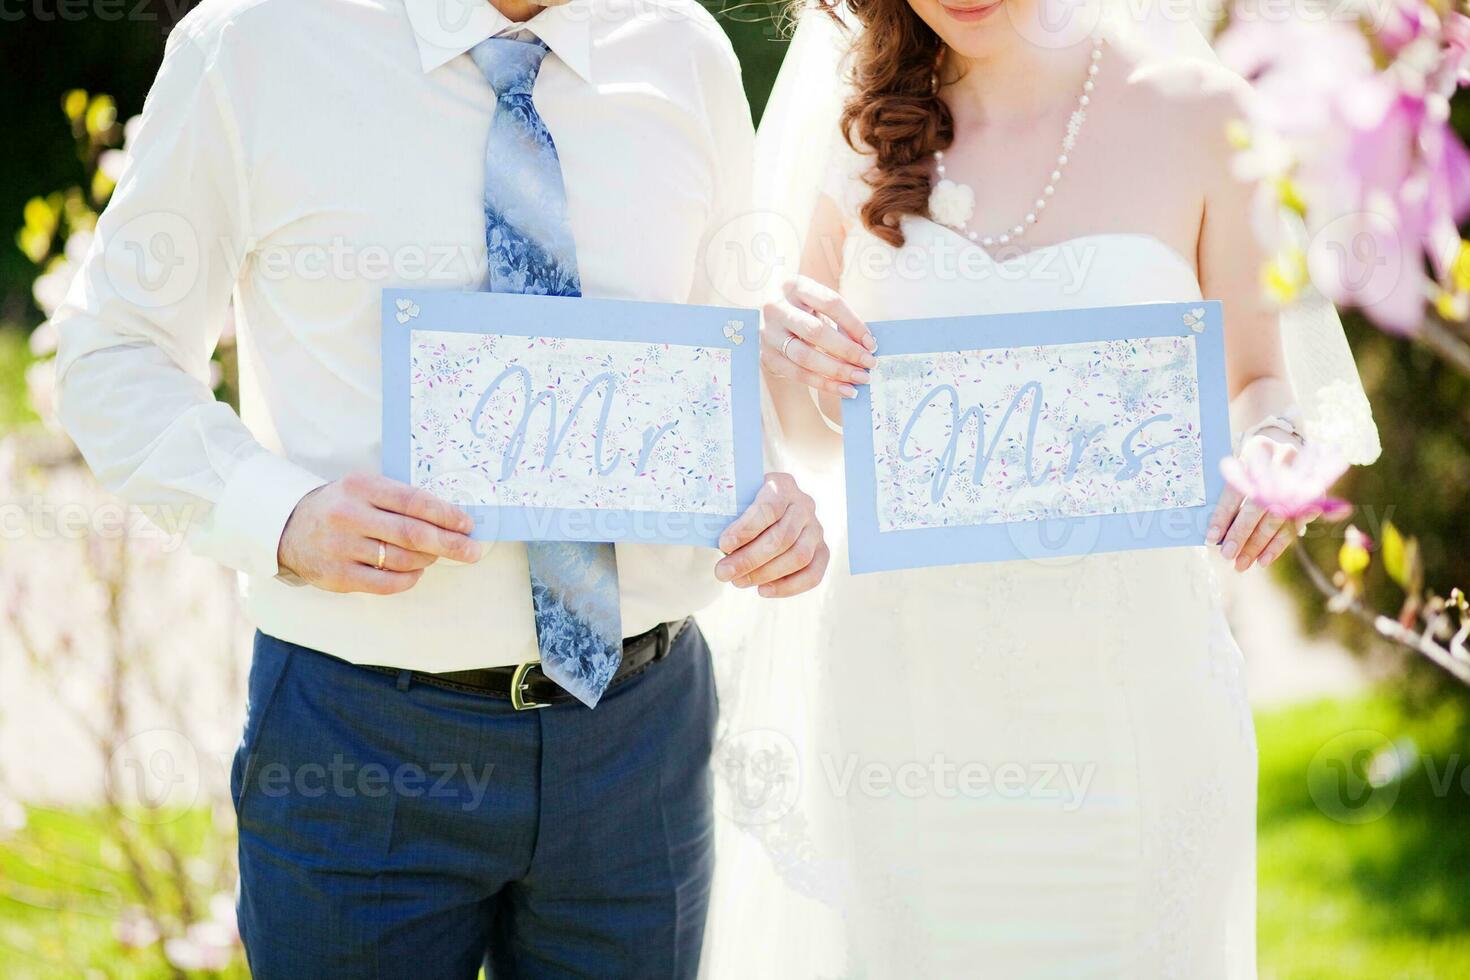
xmin=206 ymin=451 xmax=329 ymax=580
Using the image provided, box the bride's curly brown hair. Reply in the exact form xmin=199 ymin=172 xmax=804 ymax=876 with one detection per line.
xmin=818 ymin=0 xmax=952 ymax=247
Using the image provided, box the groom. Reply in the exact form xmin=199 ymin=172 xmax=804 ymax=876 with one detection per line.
xmin=52 ymin=0 xmax=826 ymax=975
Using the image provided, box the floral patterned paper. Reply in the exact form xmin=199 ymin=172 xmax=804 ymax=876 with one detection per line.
xmin=871 ymin=337 xmax=1206 ymax=532
xmin=410 ymin=330 xmax=737 ymax=515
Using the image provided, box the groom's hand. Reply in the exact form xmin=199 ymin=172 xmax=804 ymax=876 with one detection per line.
xmin=714 ymin=473 xmax=828 ymax=598
xmin=278 ymin=473 xmax=483 ymax=594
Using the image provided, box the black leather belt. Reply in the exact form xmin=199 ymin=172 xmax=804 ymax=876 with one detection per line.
xmin=358 ymin=618 xmax=689 ymax=710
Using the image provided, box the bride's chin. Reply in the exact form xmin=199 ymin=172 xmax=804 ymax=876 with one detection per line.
xmin=916 ymin=0 xmax=1023 ymax=57
xmin=935 ymin=31 xmax=1013 ymax=63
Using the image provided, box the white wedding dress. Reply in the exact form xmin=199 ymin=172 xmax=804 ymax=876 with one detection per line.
xmin=700 ymin=7 xmax=1379 ymax=978
xmin=833 ymin=219 xmax=1259 ymax=979
xmin=702 ymin=165 xmax=1258 ymax=980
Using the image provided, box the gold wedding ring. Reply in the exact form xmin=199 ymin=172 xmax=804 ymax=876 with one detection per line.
xmin=375 ymin=540 xmax=387 ymax=571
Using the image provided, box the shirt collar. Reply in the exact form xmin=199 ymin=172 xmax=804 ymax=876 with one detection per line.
xmin=405 ymin=0 xmax=594 ymax=83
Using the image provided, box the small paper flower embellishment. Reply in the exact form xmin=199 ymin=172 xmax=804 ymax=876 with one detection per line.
xmin=928 ymin=179 xmax=975 ymax=229
xmin=723 ymin=319 xmax=745 ymax=345
xmin=1183 ymin=307 xmax=1207 ymax=332
xmin=396 ymin=298 xmax=421 ymax=324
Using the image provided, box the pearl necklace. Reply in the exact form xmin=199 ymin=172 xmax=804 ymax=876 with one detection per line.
xmin=932 ymin=37 xmax=1104 ymax=248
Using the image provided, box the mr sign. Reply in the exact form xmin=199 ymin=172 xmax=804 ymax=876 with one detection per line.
xmin=382 ymin=290 xmax=764 ymax=547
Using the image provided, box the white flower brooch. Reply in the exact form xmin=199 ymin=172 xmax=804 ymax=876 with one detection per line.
xmin=928 ymin=179 xmax=976 ymax=229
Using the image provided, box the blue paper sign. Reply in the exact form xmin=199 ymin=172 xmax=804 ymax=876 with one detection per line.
xmin=382 ymin=289 xmax=764 ymax=547
xmin=840 ymin=301 xmax=1231 ymax=574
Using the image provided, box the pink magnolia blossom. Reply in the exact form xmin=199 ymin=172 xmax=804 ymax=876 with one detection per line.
xmin=1220 ymin=441 xmax=1352 ymax=522
xmin=208 ymin=891 xmax=241 ymax=944
xmin=164 ymin=923 xmax=236 ymax=972
xmin=1219 ymin=3 xmax=1470 ymax=333
xmin=160 ymin=893 xmax=241 ymax=972
xmin=1444 ymin=12 xmax=1470 ymax=84
xmin=1379 ymin=0 xmax=1437 ymax=58
xmin=114 ymin=908 xmax=160 ymax=949
xmin=1309 ymin=79 xmax=1466 ymax=333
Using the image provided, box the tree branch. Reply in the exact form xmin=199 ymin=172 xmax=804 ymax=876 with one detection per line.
xmin=1294 ymin=547 xmax=1470 ymax=686
xmin=1418 ymin=312 xmax=1470 ymax=376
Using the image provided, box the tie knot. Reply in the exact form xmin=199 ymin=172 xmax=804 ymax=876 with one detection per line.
xmin=471 ymin=36 xmax=551 ymax=99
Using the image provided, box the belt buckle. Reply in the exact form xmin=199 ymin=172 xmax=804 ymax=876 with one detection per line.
xmin=510 ymin=659 xmax=549 ymax=711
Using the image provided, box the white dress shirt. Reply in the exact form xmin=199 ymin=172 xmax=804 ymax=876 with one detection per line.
xmin=52 ymin=0 xmax=756 ymax=670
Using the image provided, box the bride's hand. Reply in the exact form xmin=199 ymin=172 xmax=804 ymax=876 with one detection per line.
xmin=1206 ymin=432 xmax=1314 ymax=572
xmin=761 ymin=276 xmax=878 ymax=399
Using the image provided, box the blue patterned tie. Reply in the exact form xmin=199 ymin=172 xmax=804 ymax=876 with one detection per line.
xmin=472 ymin=36 xmax=622 ymax=708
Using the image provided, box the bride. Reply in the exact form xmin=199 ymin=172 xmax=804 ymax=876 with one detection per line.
xmin=702 ymin=0 xmax=1378 ymax=976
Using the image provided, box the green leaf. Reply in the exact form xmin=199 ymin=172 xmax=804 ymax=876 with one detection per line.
xmin=1381 ymin=521 xmax=1422 ymax=593
xmin=90 ymin=169 xmax=116 ymax=207
xmin=60 ymin=188 xmax=97 ymax=231
xmin=62 ymin=88 xmax=88 ymax=123
xmin=21 ymin=197 xmax=57 ymax=236
xmin=1264 ymin=248 xmax=1308 ymax=304
xmin=1339 ymin=539 xmax=1370 ymax=577
xmin=84 ymin=95 xmax=116 ymax=138
xmin=1452 ymin=240 xmax=1470 ymax=294
xmin=1382 ymin=522 xmax=1407 ymax=587
xmin=16 ymin=197 xmax=59 ymax=264
xmin=1274 ymin=175 xmax=1308 ymax=217
xmin=16 ymin=226 xmax=51 ymax=265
